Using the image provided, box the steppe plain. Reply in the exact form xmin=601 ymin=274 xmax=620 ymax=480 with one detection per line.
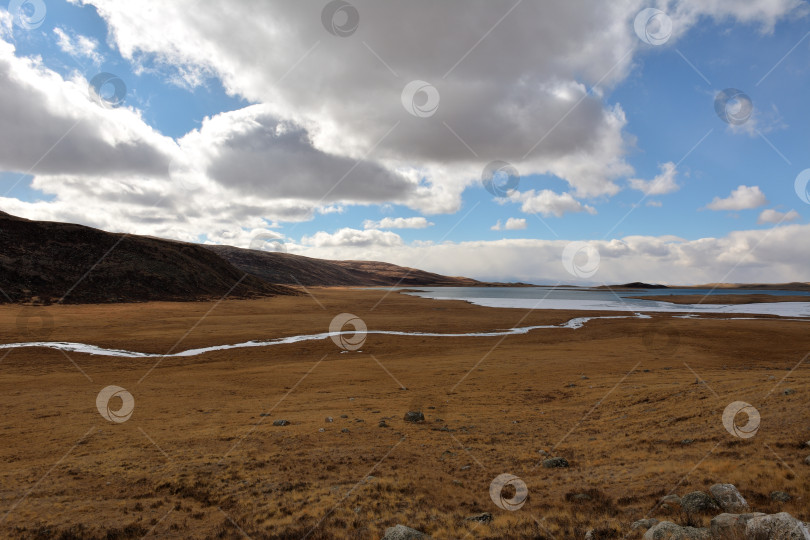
xmin=0 ymin=289 xmax=808 ymax=539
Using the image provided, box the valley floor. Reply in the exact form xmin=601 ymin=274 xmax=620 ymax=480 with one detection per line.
xmin=0 ymin=289 xmax=808 ymax=539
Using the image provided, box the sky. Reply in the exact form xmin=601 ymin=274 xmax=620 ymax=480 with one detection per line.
xmin=0 ymin=0 xmax=809 ymax=285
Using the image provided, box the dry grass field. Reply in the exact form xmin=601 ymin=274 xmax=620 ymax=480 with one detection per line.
xmin=0 ymin=289 xmax=808 ymax=539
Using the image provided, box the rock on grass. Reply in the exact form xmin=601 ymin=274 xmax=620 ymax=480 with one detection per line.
xmin=382 ymin=524 xmax=430 ymax=539
xmin=680 ymin=491 xmax=719 ymax=514
xmin=542 ymin=457 xmax=569 ymax=468
xmin=745 ymin=512 xmax=810 ymax=540
xmin=403 ymin=411 xmax=425 ymax=423
xmin=710 ymin=513 xmax=764 ymax=538
xmin=642 ymin=521 xmax=710 ymax=539
xmin=709 ymin=483 xmax=749 ymax=513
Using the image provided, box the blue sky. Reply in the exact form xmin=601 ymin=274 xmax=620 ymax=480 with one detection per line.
xmin=0 ymin=1 xmax=808 ymax=283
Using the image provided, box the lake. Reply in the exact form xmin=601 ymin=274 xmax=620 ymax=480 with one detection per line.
xmin=401 ymin=287 xmax=810 ymax=318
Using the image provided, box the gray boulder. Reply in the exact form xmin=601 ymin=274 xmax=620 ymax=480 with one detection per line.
xmin=710 ymin=483 xmax=749 ymax=513
xmin=642 ymin=521 xmax=710 ymax=540
xmin=710 ymin=512 xmax=764 ymax=538
xmin=745 ymin=512 xmax=810 ymax=540
xmin=632 ymin=518 xmax=659 ymax=530
xmin=680 ymin=491 xmax=719 ymax=514
xmin=382 ymin=524 xmax=431 ymax=539
xmin=805 ymin=455 xmax=810 ymax=465
xmin=542 ymin=457 xmax=569 ymax=468
xmin=272 ymin=419 xmax=290 ymax=426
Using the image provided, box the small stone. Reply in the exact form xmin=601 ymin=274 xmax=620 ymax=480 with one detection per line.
xmin=341 ymin=428 xmax=350 ymax=433
xmin=318 ymin=428 xmax=325 ymax=432
xmin=272 ymin=419 xmax=290 ymax=426
xmin=379 ymin=420 xmax=389 ymax=428
xmin=542 ymin=457 xmax=569 ymax=468
xmin=382 ymin=524 xmax=430 ymax=539
xmin=340 ymin=414 xmax=348 ymax=418
xmin=804 ymin=455 xmax=810 ymax=465
xmin=460 ymin=465 xmax=471 ymax=471
xmin=538 ymin=449 xmax=550 ymax=456
xmin=784 ymin=388 xmax=795 ymax=395
xmin=569 ymin=493 xmax=592 ymax=502
xmin=681 ymin=439 xmax=694 ymax=445
xmin=404 ymin=411 xmax=425 ymax=423
xmin=770 ymin=491 xmax=791 ymax=502
xmin=464 ymin=512 xmax=492 ymax=524
xmin=325 ymin=416 xmax=334 ymax=423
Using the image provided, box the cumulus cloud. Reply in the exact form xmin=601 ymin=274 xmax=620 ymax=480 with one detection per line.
xmin=491 ymin=217 xmax=527 ymax=231
xmin=509 ymin=190 xmax=596 ymax=218
xmin=190 ymin=105 xmax=416 ymax=203
xmin=706 ymin=185 xmax=768 ymax=211
xmin=758 ymin=208 xmax=800 ymax=224
xmin=293 ymin=224 xmax=810 ymax=284
xmin=628 ymin=162 xmax=679 ymax=195
xmin=0 ymin=0 xmax=805 ymax=253
xmin=53 ymin=27 xmax=103 ymax=64
xmin=363 ymin=216 xmax=433 ymax=229
xmin=301 ymin=227 xmax=403 ymax=248
xmin=0 ymin=38 xmax=172 ymax=179
xmin=61 ymin=1 xmax=654 ymax=210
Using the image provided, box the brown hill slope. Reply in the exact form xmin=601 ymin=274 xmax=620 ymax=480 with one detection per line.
xmin=0 ymin=212 xmax=296 ymax=304
xmin=205 ymin=245 xmax=491 ymax=287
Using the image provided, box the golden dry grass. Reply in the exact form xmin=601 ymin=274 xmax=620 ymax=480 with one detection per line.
xmin=0 ymin=289 xmax=808 ymax=539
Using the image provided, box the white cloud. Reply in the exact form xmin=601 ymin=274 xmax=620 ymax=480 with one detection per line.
xmin=363 ymin=216 xmax=433 ymax=229
xmin=509 ymin=190 xmax=596 ymax=218
xmin=0 ymin=0 xmax=805 ymax=251
xmin=53 ymin=27 xmax=103 ymax=64
xmin=758 ymin=208 xmax=800 ymax=224
xmin=293 ymin=223 xmax=810 ymax=284
xmin=58 ymin=1 xmax=651 ymax=210
xmin=628 ymin=162 xmax=679 ymax=195
xmin=301 ymin=227 xmax=403 ymax=248
xmin=706 ymin=185 xmax=768 ymax=211
xmin=492 ymin=217 xmax=527 ymax=231
xmin=0 ymin=38 xmax=172 ymax=178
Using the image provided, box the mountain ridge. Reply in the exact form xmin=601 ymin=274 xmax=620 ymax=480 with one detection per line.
xmin=0 ymin=212 xmax=520 ymax=304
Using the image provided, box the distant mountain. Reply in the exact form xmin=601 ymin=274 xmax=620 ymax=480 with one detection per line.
xmin=692 ymin=282 xmax=810 ymax=291
xmin=205 ymin=245 xmax=522 ymax=287
xmin=595 ymin=282 xmax=670 ymax=290
xmin=0 ymin=212 xmax=521 ymax=304
xmin=0 ymin=211 xmax=296 ymax=304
